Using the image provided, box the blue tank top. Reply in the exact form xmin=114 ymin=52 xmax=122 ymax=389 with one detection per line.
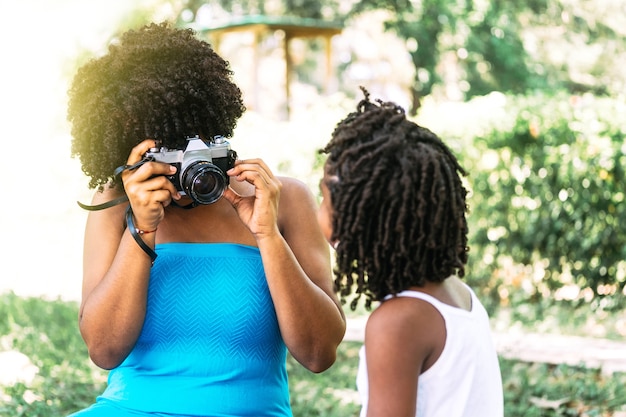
xmin=99 ymin=243 xmax=292 ymax=416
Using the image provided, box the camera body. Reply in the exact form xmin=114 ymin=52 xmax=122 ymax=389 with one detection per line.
xmin=145 ymin=135 xmax=237 ymax=205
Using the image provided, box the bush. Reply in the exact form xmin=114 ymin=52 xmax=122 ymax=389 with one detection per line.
xmin=457 ymin=92 xmax=626 ymax=314
xmin=0 ymin=293 xmax=107 ymax=416
xmin=500 ymin=359 xmax=626 ymax=416
xmin=2 ymin=293 xmax=626 ymax=416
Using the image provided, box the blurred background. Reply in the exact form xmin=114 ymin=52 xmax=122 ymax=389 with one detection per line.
xmin=1 ymin=0 xmax=626 ymax=415
xmin=2 ymin=0 xmax=624 ymax=308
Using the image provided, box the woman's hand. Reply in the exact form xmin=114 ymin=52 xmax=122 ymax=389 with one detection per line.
xmin=121 ymin=139 xmax=181 ymax=231
xmin=223 ymin=158 xmax=282 ymax=240
xmin=225 ymin=161 xmax=345 ymax=372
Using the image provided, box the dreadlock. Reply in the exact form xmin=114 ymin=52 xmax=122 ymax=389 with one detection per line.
xmin=67 ymin=22 xmax=245 ymax=190
xmin=320 ymin=87 xmax=469 ymax=310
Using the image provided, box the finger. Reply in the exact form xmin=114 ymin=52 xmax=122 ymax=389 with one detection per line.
xmin=126 ymin=139 xmax=158 ymax=165
xmin=229 ymin=159 xmax=273 ymax=185
xmin=131 ymin=188 xmax=174 ymax=207
xmin=142 ymin=174 xmax=180 ymax=198
xmin=233 ymin=158 xmax=275 ymax=176
xmin=123 ymin=159 xmax=177 ymax=186
xmin=139 ymin=160 xmax=178 ymax=179
xmin=231 ymin=170 xmax=282 ymax=202
xmin=230 ymin=168 xmax=271 ymax=189
xmin=222 ymin=187 xmax=241 ymax=207
xmin=124 ymin=168 xmax=181 ymax=200
xmin=150 ymin=189 xmax=176 ymax=206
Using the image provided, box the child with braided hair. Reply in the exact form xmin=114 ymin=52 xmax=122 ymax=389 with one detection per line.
xmin=318 ymin=88 xmax=503 ymax=417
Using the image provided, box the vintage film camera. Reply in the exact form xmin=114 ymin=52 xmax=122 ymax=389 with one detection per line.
xmin=145 ymin=135 xmax=237 ymax=205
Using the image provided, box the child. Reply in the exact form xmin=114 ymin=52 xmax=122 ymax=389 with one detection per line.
xmin=318 ymin=88 xmax=503 ymax=417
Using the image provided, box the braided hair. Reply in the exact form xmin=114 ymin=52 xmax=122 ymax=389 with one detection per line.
xmin=68 ymin=22 xmax=245 ymax=190
xmin=320 ymin=88 xmax=469 ymax=310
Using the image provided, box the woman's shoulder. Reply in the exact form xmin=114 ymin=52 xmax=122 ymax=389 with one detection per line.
xmin=277 ymin=176 xmax=316 ymax=206
xmin=82 ymin=184 xmax=128 ymax=218
xmin=277 ymin=175 xmax=310 ymax=191
xmin=89 ymin=183 xmax=125 ymax=204
xmin=275 ymin=176 xmax=325 ymax=243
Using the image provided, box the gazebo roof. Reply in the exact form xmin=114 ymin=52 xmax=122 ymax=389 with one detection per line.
xmin=188 ymin=15 xmax=344 ymax=119
xmin=190 ymin=15 xmax=343 ymax=38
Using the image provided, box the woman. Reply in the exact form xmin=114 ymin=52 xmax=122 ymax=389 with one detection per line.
xmin=67 ymin=22 xmax=345 ymax=416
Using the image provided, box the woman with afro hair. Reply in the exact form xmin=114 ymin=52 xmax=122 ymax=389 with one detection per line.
xmin=66 ymin=22 xmax=345 ymax=417
xmin=317 ymin=88 xmax=503 ymax=417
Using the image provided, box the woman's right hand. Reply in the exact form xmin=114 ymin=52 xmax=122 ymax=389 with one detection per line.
xmin=121 ymin=139 xmax=181 ymax=231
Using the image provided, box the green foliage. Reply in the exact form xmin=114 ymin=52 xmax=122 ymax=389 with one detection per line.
xmin=463 ymin=10 xmax=535 ymax=96
xmin=346 ymin=0 xmax=452 ymax=108
xmin=148 ymin=0 xmax=626 ymax=106
xmin=344 ymin=0 xmax=626 ymax=101
xmin=0 ymin=293 xmax=107 ymax=416
xmin=178 ymin=0 xmax=334 ymax=21
xmin=345 ymin=0 xmax=548 ymax=104
xmin=287 ymin=342 xmax=361 ymax=416
xmin=501 ymin=359 xmax=626 ymax=416
xmin=462 ymin=92 xmax=626 ymax=312
xmin=2 ymin=294 xmax=626 ymax=416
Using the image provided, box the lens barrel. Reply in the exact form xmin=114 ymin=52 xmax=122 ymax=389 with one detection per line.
xmin=182 ymin=161 xmax=227 ymax=205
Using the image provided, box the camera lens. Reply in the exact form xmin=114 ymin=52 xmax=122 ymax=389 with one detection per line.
xmin=182 ymin=161 xmax=227 ymax=205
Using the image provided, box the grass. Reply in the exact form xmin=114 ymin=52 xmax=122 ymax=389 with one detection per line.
xmin=2 ymin=292 xmax=626 ymax=416
xmin=0 ymin=294 xmax=106 ymax=416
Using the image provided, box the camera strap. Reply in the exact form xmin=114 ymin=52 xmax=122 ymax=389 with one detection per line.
xmin=77 ymin=195 xmax=129 ymax=211
xmin=76 ymin=157 xmax=153 ymax=211
xmin=171 ymin=200 xmax=197 ymax=209
xmin=75 ymin=156 xmax=200 ymax=264
xmin=125 ymin=205 xmax=158 ymax=264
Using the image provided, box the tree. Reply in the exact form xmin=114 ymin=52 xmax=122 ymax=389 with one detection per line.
xmin=149 ymin=0 xmax=626 ymax=110
xmin=346 ymin=0 xmax=552 ymax=113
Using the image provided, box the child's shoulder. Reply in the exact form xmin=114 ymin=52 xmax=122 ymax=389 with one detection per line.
xmin=364 ymin=293 xmax=447 ymax=369
xmin=366 ymin=294 xmax=445 ymax=339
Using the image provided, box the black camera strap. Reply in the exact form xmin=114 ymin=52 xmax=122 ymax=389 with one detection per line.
xmin=77 ymin=156 xmax=200 ymax=211
xmin=75 ymin=156 xmax=201 ymax=264
xmin=125 ymin=205 xmax=158 ymax=264
xmin=77 ymin=195 xmax=129 ymax=211
xmin=76 ymin=157 xmax=153 ymax=211
xmin=76 ymin=157 xmax=159 ymax=264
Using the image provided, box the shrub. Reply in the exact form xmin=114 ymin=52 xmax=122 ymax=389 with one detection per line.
xmin=459 ymin=92 xmax=626 ymax=314
xmin=2 ymin=294 xmax=626 ymax=416
xmin=0 ymin=293 xmax=107 ymax=416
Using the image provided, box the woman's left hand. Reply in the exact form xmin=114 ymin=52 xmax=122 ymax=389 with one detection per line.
xmin=226 ymin=158 xmax=345 ymax=373
xmin=223 ymin=158 xmax=282 ymax=240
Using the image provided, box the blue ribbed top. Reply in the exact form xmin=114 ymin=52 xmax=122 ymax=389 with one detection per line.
xmin=99 ymin=243 xmax=292 ymax=416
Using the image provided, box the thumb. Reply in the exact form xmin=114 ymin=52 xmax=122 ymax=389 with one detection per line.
xmin=222 ymin=187 xmax=240 ymax=207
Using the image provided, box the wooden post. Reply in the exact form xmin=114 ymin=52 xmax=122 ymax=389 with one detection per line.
xmin=284 ymin=31 xmax=292 ymax=120
xmin=252 ymin=29 xmax=261 ymax=112
xmin=324 ymin=35 xmax=333 ymax=94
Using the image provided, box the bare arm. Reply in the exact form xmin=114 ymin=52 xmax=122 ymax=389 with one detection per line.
xmin=79 ymin=196 xmax=152 ymax=369
xmin=259 ymin=177 xmax=345 ymax=372
xmin=78 ymin=140 xmax=180 ymax=369
xmin=224 ymin=160 xmax=346 ymax=373
xmin=364 ymin=298 xmax=445 ymax=417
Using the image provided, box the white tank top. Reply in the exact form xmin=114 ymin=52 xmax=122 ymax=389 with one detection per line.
xmin=356 ymin=286 xmax=504 ymax=417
